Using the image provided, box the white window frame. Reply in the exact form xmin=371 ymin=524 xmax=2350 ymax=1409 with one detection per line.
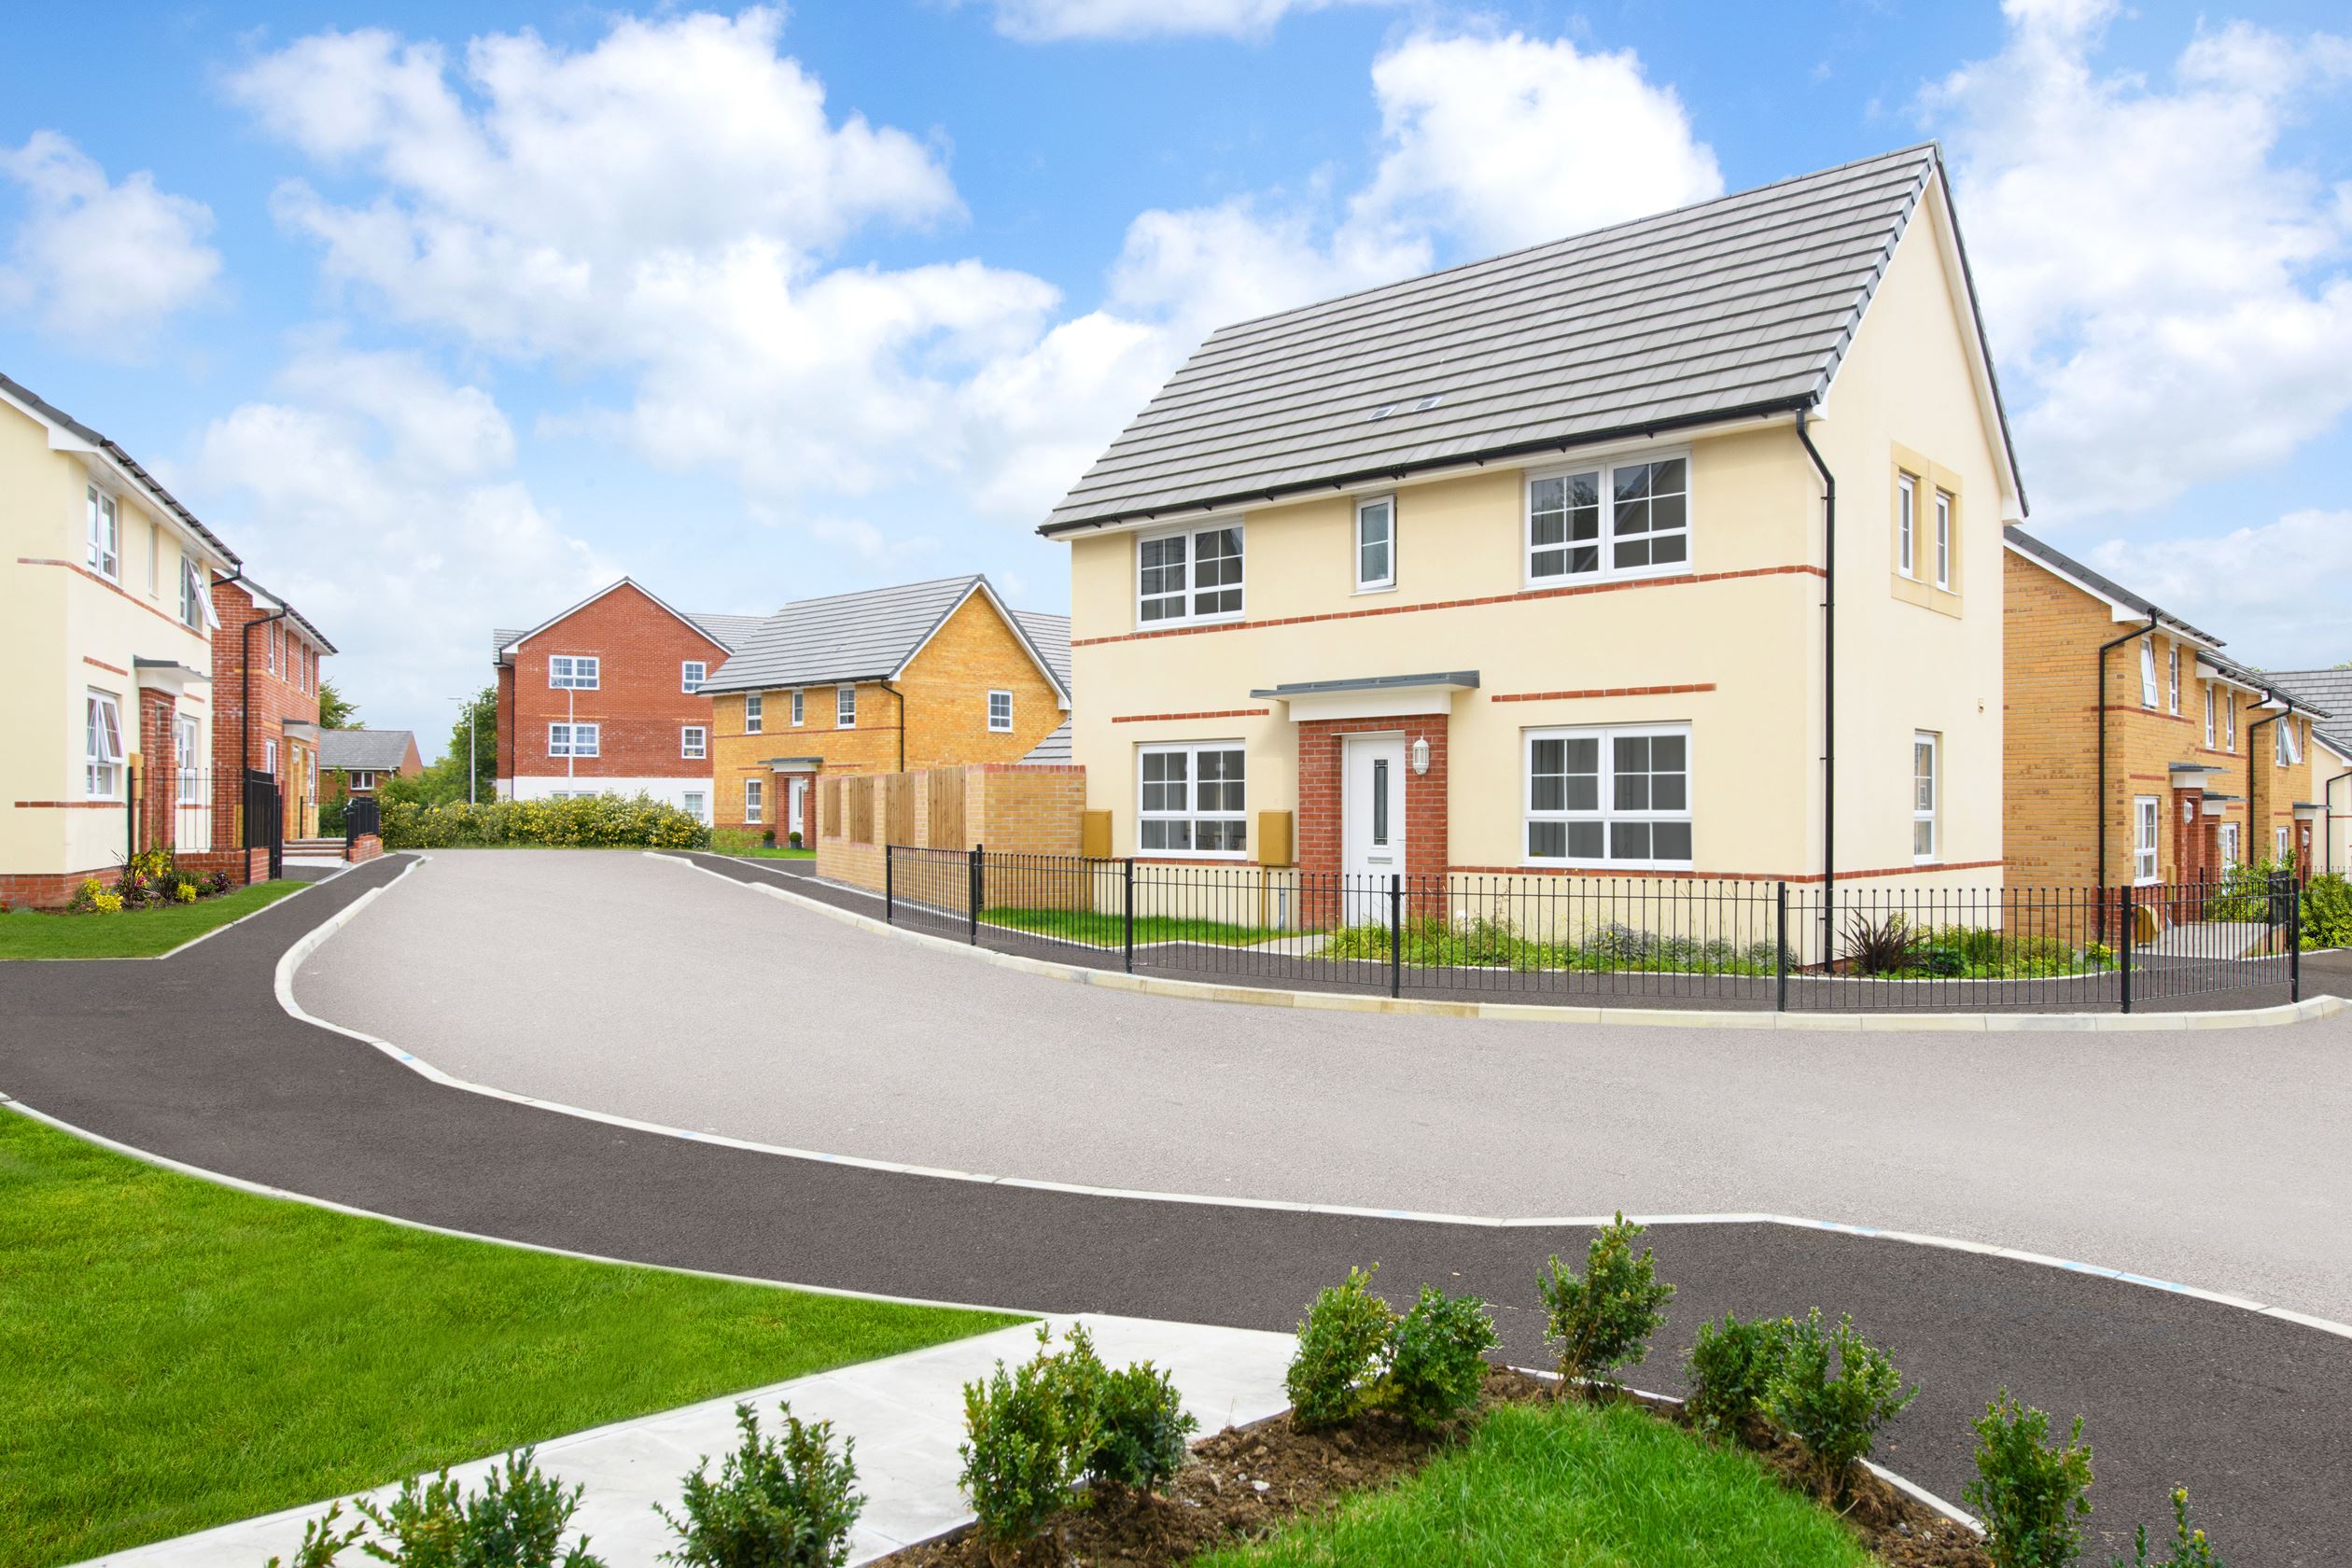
xmin=1137 ymin=741 xmax=1248 ymax=860
xmin=548 ymin=654 xmax=600 ymax=691
xmin=86 ymin=485 xmax=119 ymax=581
xmin=2219 ymin=821 xmax=2240 ymax=874
xmin=987 ymin=689 xmax=1014 ymax=733
xmin=266 ymin=622 xmax=278 ymax=675
xmin=744 ymin=778 xmax=763 ymax=824
xmin=2205 ymin=683 xmax=2216 ymax=747
xmin=836 ymin=685 xmax=856 ymax=727
xmin=681 ymin=661 xmax=707 ymax=694
xmin=1897 ymin=473 xmax=1917 ymax=579
xmin=2276 ymin=825 xmax=2292 ymax=862
xmin=683 ymin=790 xmax=707 ymax=824
xmin=1912 ymin=731 xmax=1939 ymax=864
xmin=548 ymin=722 xmax=600 ymax=758
xmin=1354 ymin=495 xmax=1396 ymax=593
xmin=2166 ymin=645 xmax=2180 ymax=714
xmin=2224 ymin=693 xmax=2236 ymax=750
xmin=175 ymin=714 xmax=203 ymax=804
xmin=179 ymin=554 xmax=206 ymax=629
xmin=791 ymin=689 xmax=804 ymax=727
xmin=2134 ymin=795 xmax=2161 ymax=885
xmin=1136 ymin=520 xmax=1247 ymax=629
xmin=85 ymin=690 xmax=124 ymax=798
xmin=1522 ymin=722 xmax=1694 ymax=871
xmin=681 ymin=725 xmax=707 ymax=760
xmin=1524 ymin=451 xmax=1692 ymax=589
xmin=350 ymin=771 xmax=378 ymax=792
xmin=263 ymin=737 xmax=279 ymax=776
xmin=1933 ymin=488 xmax=1953 ymax=591
xmin=2138 ymin=638 xmax=2157 ymax=708
xmin=2277 ymin=718 xmax=2303 ymax=766
xmin=745 ymin=693 xmax=763 ymax=735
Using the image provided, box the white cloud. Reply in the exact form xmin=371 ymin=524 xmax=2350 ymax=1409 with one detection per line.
xmin=1927 ymin=0 xmax=2352 ymax=516
xmin=0 ymin=132 xmax=221 ymax=348
xmin=184 ymin=351 xmax=614 ymax=737
xmin=2088 ymin=510 xmax=2352 ymax=664
xmin=1351 ymin=32 xmax=1724 ymax=255
xmin=983 ymin=0 xmax=1380 ymax=43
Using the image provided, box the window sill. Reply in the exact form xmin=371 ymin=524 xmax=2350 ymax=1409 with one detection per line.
xmin=1521 ymin=860 xmax=1696 ymax=875
xmin=1522 ymin=563 xmax=1692 ymax=594
xmin=1137 ymin=612 xmax=1248 ymax=633
xmin=1351 ymin=582 xmax=1397 ymax=597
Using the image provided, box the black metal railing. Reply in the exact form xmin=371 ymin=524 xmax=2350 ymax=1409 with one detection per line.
xmin=879 ymin=846 xmax=2306 ymax=1014
xmin=343 ymin=796 xmax=382 ymax=847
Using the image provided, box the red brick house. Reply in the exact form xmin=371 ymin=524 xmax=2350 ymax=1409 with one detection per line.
xmin=320 ymin=729 xmax=423 ymax=805
xmin=493 ymin=580 xmax=766 ymax=822
xmin=209 ymin=575 xmax=337 ymax=844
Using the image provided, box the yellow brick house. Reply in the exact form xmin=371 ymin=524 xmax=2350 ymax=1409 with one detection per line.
xmin=699 ymin=575 xmax=1071 ymax=843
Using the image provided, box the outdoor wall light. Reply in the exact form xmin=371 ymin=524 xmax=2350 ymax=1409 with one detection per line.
xmin=1411 ymin=735 xmax=1431 ymax=775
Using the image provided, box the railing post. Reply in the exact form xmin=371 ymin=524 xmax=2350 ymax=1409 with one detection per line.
xmin=1123 ymin=857 xmax=1135 ymax=974
xmin=968 ymin=843 xmax=983 ymax=945
xmin=1774 ymin=880 xmax=1789 ymax=1013
xmin=885 ymin=844 xmax=895 ymax=926
xmin=1388 ymin=873 xmax=1403 ymax=999
xmin=126 ymin=762 xmax=137 ymax=863
xmin=2288 ymin=871 xmax=2302 ymax=1003
xmin=2118 ymin=882 xmax=2134 ymax=1015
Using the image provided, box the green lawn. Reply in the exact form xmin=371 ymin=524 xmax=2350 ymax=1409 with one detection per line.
xmin=982 ymin=906 xmax=1287 ymax=947
xmin=0 ymin=1112 xmax=1024 ymax=1568
xmin=0 ymin=880 xmax=307 ymax=960
xmin=728 ymin=847 xmax=817 ymax=861
xmin=1196 ymin=1400 xmax=1874 ymax=1568
xmin=708 ymin=829 xmax=814 ymax=859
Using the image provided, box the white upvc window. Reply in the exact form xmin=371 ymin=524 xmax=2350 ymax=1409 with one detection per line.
xmin=1913 ymin=732 xmax=1940 ymax=862
xmin=2277 ymin=717 xmax=2303 ymax=766
xmin=2276 ymin=825 xmax=2292 ymax=861
xmin=684 ymin=791 xmax=707 ymax=824
xmin=549 ymin=654 xmax=599 ymax=690
xmin=2224 ymin=693 xmax=2236 ymax=750
xmin=1354 ymin=495 xmax=1395 ymax=592
xmin=744 ymin=778 xmax=763 ymax=824
xmin=1527 ymin=455 xmax=1689 ymax=586
xmin=1933 ymin=489 xmax=1953 ymax=590
xmin=1138 ymin=742 xmax=1247 ymax=857
xmin=791 ymin=689 xmax=804 ymax=727
xmin=549 ymin=722 xmax=600 ymax=758
xmin=2138 ymin=638 xmax=2157 ymax=708
xmin=681 ymin=725 xmax=707 ymax=760
xmin=2166 ymin=645 xmax=2180 ymax=714
xmin=837 ymin=685 xmax=856 ymax=727
xmin=2219 ymin=821 xmax=2240 ymax=873
xmin=2205 ymin=683 xmax=2216 ymax=747
xmin=2134 ymin=795 xmax=2161 ymax=884
xmin=308 ymin=751 xmax=317 ymax=795
xmin=266 ymin=622 xmax=278 ymax=675
xmin=85 ymin=690 xmax=124 ymax=797
xmin=179 ymin=555 xmax=207 ymax=628
xmin=1897 ymin=473 xmax=1917 ymax=579
xmin=681 ymin=660 xmax=707 ymax=694
xmin=147 ymin=521 xmax=160 ymax=595
xmin=745 ymin=693 xmax=763 ymax=735
xmin=1137 ymin=521 xmax=1245 ymax=627
xmin=263 ymin=737 xmax=279 ymax=776
xmin=350 ymin=771 xmax=378 ymax=792
xmin=987 ymin=690 xmax=1014 ymax=733
xmin=86 ymin=486 xmax=119 ymax=580
xmin=1523 ymin=723 xmax=1693 ymax=869
xmin=175 ymin=715 xmax=202 ymax=803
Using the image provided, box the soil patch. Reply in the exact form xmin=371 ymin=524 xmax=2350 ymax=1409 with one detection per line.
xmin=873 ymin=1366 xmax=1987 ymax=1567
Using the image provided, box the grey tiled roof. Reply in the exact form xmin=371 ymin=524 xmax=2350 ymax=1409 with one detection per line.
xmin=701 ymin=576 xmax=1071 ymax=702
xmin=1020 ymin=720 xmax=1072 ymax=764
xmin=2263 ymin=667 xmax=2352 ymax=724
xmin=2004 ymin=526 xmax=2220 ymax=647
xmin=686 ymin=613 xmax=768 ymax=650
xmin=1015 ymin=610 xmax=1072 ymax=690
xmin=1044 ymin=144 xmax=2007 ymax=534
xmin=0 ymin=371 xmax=242 ymax=567
xmin=320 ymin=729 xmax=415 ymax=772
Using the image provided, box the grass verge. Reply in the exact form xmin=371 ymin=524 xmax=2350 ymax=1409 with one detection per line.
xmin=0 ymin=1111 xmax=1024 ymax=1568
xmin=1193 ymin=1399 xmax=1875 ymax=1568
xmin=0 ymin=880 xmax=307 ymax=960
xmin=982 ymin=907 xmax=1286 ymax=947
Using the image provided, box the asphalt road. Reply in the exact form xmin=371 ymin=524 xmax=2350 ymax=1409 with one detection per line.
xmin=296 ymin=848 xmax=2352 ymax=1326
xmin=3 ymin=853 xmax=2345 ymax=1563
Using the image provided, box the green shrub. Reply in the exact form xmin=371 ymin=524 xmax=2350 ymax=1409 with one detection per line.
xmin=378 ymin=793 xmax=710 ymax=850
xmin=1766 ymin=1310 xmax=1916 ymax=1502
xmin=959 ymin=1326 xmax=1100 ymax=1548
xmin=1684 ymin=1312 xmax=1792 ymax=1439
xmin=319 ymin=797 xmax=349 ymax=837
xmin=656 ymin=1401 xmax=863 ymax=1568
xmin=266 ymin=1501 xmax=367 ymax=1568
xmin=1285 ymin=1265 xmax=1394 ymax=1427
xmin=1842 ymin=910 xmax=1924 ymax=974
xmin=1384 ymin=1285 xmax=1500 ymax=1432
xmin=352 ymin=1449 xmax=606 ymax=1566
xmin=1539 ymin=1213 xmax=1674 ymax=1393
xmin=2113 ymin=1488 xmax=2222 ymax=1567
xmin=1965 ymin=1392 xmax=2093 ymax=1568
xmin=2303 ymin=872 xmax=2352 ymax=948
xmin=1088 ymin=1359 xmax=1198 ymax=1493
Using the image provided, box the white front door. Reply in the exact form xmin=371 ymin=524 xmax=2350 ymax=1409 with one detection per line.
xmin=1342 ymin=735 xmax=1406 ymax=924
xmin=789 ymin=778 xmax=807 ymax=838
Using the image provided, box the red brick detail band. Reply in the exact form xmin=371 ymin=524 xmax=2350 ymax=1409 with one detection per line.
xmin=13 ymin=800 xmax=124 ymax=809
xmin=1491 ymin=683 xmax=1718 ymax=703
xmin=17 ymin=557 xmax=209 ymax=635
xmin=1071 ymin=566 xmax=1826 ymax=649
xmin=1111 ymin=708 xmax=1271 ymax=723
xmin=83 ymin=655 xmax=129 ymax=676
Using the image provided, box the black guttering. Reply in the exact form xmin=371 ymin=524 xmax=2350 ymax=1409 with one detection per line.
xmin=2096 ymin=612 xmax=2161 ymax=921
xmin=1034 ymin=397 xmax=1817 ymax=538
xmin=1794 ymin=406 xmax=1837 ymax=938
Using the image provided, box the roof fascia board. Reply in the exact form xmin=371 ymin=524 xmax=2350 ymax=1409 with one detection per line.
xmin=893 ymin=578 xmax=1073 ymax=708
xmin=2193 ymin=657 xmax=2273 ymax=697
xmin=2002 ymin=537 xmax=2221 ymax=650
xmin=2 ymin=383 xmax=242 ymax=570
xmin=502 ymin=578 xmax=731 ymax=661
xmin=1919 ymin=163 xmax=2029 ymax=521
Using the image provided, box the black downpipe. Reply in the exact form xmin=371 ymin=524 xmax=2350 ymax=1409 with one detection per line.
xmin=241 ymin=606 xmax=291 ymax=862
xmin=2094 ymin=614 xmax=2159 ymax=940
xmin=2247 ymin=697 xmax=2292 ymax=864
xmin=1793 ymin=408 xmax=1835 ymax=954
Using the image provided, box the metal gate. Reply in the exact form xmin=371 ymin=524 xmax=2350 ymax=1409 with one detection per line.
xmin=244 ymin=767 xmax=283 ymax=880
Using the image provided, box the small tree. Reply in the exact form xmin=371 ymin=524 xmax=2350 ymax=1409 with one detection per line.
xmin=317 ymin=679 xmax=358 ymax=730
xmin=1539 ymin=1213 xmax=1674 ymax=1394
xmin=354 ymin=1449 xmax=605 ymax=1566
xmin=657 ymin=1401 xmax=864 ymax=1568
xmin=1283 ymin=1265 xmax=1394 ymax=1428
xmin=1384 ymin=1285 xmax=1500 ymax=1432
xmin=1767 ymin=1310 xmax=1916 ymax=1503
xmin=959 ymin=1327 xmax=1100 ymax=1557
xmin=1965 ymin=1391 xmax=2093 ymax=1568
xmin=1685 ymin=1312 xmax=1793 ymax=1439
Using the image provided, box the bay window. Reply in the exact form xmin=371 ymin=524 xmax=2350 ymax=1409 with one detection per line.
xmin=1139 ymin=742 xmax=1247 ymax=856
xmin=1524 ymin=724 xmax=1692 ymax=869
xmin=1527 ymin=455 xmax=1687 ymax=586
xmin=1138 ymin=522 xmax=1245 ymax=626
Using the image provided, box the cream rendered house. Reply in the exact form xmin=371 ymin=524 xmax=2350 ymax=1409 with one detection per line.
xmin=1043 ymin=146 xmax=2020 ymax=912
xmin=0 ymin=372 xmax=240 ymax=906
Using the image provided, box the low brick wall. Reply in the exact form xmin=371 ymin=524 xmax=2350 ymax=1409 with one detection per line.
xmin=816 ymin=763 xmax=1085 ymax=897
xmin=346 ymin=833 xmax=383 ymax=863
xmin=177 ymin=847 xmax=273 ymax=886
xmin=0 ymin=846 xmax=272 ymax=909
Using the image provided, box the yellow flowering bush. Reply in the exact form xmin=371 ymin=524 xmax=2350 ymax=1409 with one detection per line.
xmin=90 ymin=891 xmax=124 ymax=914
xmin=175 ymin=883 xmax=199 ymax=903
xmin=379 ymin=792 xmax=710 ymax=851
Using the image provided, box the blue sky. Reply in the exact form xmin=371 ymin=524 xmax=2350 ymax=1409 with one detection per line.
xmin=4 ymin=0 xmax=2347 ymax=755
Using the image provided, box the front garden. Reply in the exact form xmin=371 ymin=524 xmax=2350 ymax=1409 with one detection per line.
xmin=0 ymin=1112 xmax=1021 ymax=1568
xmin=0 ymin=857 xmax=304 ymax=960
